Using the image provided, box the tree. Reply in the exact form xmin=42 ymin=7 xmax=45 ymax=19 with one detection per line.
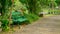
xmin=0 ymin=0 xmax=12 ymax=31
xmin=19 ymin=0 xmax=42 ymax=15
xmin=55 ymin=0 xmax=60 ymax=6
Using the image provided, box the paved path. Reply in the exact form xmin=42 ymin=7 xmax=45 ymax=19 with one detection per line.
xmin=1 ymin=15 xmax=60 ymax=34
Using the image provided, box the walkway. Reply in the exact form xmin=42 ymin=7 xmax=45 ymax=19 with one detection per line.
xmin=1 ymin=15 xmax=60 ymax=34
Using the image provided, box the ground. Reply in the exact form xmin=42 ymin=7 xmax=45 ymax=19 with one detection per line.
xmin=0 ymin=15 xmax=60 ymax=34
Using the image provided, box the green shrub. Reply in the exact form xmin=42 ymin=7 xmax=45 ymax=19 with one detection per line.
xmin=1 ymin=19 xmax=9 ymax=31
xmin=24 ymin=13 xmax=39 ymax=23
xmin=0 ymin=16 xmax=2 ymax=20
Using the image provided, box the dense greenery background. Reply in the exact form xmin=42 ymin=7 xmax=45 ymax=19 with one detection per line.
xmin=0 ymin=0 xmax=60 ymax=31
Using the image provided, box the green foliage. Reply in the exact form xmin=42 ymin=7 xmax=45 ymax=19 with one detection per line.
xmin=37 ymin=0 xmax=57 ymax=8
xmin=14 ymin=0 xmax=27 ymax=12
xmin=0 ymin=0 xmax=12 ymax=31
xmin=53 ymin=10 xmax=60 ymax=15
xmin=55 ymin=0 xmax=60 ymax=5
xmin=25 ymin=13 xmax=39 ymax=23
xmin=0 ymin=0 xmax=12 ymax=15
xmin=1 ymin=0 xmax=60 ymax=32
xmin=1 ymin=19 xmax=9 ymax=31
xmin=11 ymin=10 xmax=29 ymax=25
xmin=48 ymin=9 xmax=60 ymax=15
xmin=0 ymin=16 xmax=2 ymax=20
xmin=19 ymin=0 xmax=42 ymax=16
xmin=19 ymin=0 xmax=27 ymax=4
xmin=19 ymin=0 xmax=41 ymax=22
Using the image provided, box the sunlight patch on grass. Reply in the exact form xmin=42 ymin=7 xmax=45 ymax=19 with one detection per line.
xmin=45 ymin=14 xmax=55 ymax=16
